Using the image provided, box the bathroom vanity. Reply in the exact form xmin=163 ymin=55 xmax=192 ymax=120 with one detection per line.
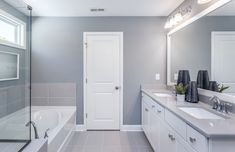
xmin=141 ymin=89 xmax=235 ymax=152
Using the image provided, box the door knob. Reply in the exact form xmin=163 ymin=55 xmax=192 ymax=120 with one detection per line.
xmin=115 ymin=86 xmax=120 ymax=90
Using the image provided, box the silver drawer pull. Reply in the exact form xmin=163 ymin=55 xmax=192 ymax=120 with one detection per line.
xmin=152 ymin=105 xmax=155 ymax=108
xmin=157 ymin=110 xmax=162 ymax=113
xmin=189 ymin=137 xmax=196 ymax=143
xmin=145 ymin=108 xmax=149 ymax=112
xmin=168 ymin=134 xmax=173 ymax=138
xmin=168 ymin=134 xmax=175 ymax=141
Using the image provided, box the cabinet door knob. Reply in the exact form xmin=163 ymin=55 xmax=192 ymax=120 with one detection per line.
xmin=189 ymin=137 xmax=196 ymax=143
xmin=145 ymin=108 xmax=149 ymax=112
xmin=115 ymin=86 xmax=120 ymax=90
xmin=152 ymin=105 xmax=155 ymax=108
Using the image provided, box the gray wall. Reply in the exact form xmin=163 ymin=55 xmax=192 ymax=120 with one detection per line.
xmin=0 ymin=1 xmax=30 ymax=118
xmin=171 ymin=16 xmax=235 ymax=82
xmin=32 ymin=17 xmax=167 ymax=125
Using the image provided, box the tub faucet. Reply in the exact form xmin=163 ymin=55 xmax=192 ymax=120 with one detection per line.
xmin=26 ymin=121 xmax=39 ymax=139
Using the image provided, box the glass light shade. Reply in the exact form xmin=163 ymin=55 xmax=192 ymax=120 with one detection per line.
xmin=164 ymin=21 xmax=172 ymax=29
xmin=170 ymin=17 xmax=177 ymax=26
xmin=174 ymin=13 xmax=183 ymax=23
xmin=198 ymin=0 xmax=212 ymax=4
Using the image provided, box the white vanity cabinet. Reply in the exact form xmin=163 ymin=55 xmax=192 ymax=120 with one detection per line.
xmin=142 ymin=93 xmax=198 ymax=152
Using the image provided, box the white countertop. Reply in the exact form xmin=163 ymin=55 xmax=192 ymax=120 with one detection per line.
xmin=142 ymin=88 xmax=235 ymax=138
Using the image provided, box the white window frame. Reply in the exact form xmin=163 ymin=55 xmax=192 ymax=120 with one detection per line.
xmin=0 ymin=9 xmax=26 ymax=49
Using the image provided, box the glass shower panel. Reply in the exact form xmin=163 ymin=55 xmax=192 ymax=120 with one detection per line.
xmin=0 ymin=0 xmax=31 ymax=151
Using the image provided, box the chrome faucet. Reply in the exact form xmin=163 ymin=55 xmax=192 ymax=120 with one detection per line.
xmin=26 ymin=121 xmax=39 ymax=139
xmin=209 ymin=96 xmax=221 ymax=110
xmin=44 ymin=128 xmax=50 ymax=139
xmin=209 ymin=96 xmax=232 ymax=114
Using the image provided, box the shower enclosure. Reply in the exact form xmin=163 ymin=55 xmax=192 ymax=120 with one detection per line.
xmin=0 ymin=0 xmax=31 ymax=151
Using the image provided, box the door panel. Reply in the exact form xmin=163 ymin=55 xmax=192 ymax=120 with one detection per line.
xmin=85 ymin=33 xmax=122 ymax=130
xmin=212 ymin=32 xmax=235 ymax=94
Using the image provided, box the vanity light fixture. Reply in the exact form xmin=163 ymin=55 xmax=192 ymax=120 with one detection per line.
xmin=174 ymin=13 xmax=183 ymax=23
xmin=164 ymin=13 xmax=183 ymax=29
xmin=164 ymin=21 xmax=172 ymax=29
xmin=164 ymin=5 xmax=192 ymax=29
xmin=198 ymin=0 xmax=212 ymax=4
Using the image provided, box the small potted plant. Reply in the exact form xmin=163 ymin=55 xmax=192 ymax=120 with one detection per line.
xmin=175 ymin=83 xmax=187 ymax=102
xmin=218 ymin=84 xmax=230 ymax=93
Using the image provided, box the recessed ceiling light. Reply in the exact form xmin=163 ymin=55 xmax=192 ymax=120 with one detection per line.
xmin=197 ymin=0 xmax=212 ymax=4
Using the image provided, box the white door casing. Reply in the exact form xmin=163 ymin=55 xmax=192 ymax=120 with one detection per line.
xmin=212 ymin=32 xmax=235 ymax=94
xmin=84 ymin=32 xmax=123 ymax=130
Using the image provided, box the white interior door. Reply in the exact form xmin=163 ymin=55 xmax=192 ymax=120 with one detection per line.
xmin=84 ymin=32 xmax=122 ymax=130
xmin=212 ymin=32 xmax=235 ymax=94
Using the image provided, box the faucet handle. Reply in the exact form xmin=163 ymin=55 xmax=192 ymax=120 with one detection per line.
xmin=223 ymin=102 xmax=233 ymax=114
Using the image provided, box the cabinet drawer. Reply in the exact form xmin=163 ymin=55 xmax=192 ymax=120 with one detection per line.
xmin=187 ymin=125 xmax=208 ymax=152
xmin=165 ymin=109 xmax=187 ymax=140
xmin=152 ymin=102 xmax=164 ymax=120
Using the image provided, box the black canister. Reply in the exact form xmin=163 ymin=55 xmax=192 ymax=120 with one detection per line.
xmin=177 ymin=70 xmax=191 ymax=86
xmin=186 ymin=81 xmax=199 ymax=103
xmin=208 ymin=81 xmax=219 ymax=92
xmin=197 ymin=70 xmax=209 ymax=89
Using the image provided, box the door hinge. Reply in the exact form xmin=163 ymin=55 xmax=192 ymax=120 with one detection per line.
xmin=86 ymin=113 xmax=88 ymax=118
xmin=86 ymin=78 xmax=88 ymax=83
xmin=85 ymin=42 xmax=88 ymax=48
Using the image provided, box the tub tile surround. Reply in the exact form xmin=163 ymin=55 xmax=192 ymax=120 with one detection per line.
xmin=0 ymin=85 xmax=28 ymax=118
xmin=141 ymin=86 xmax=235 ymax=138
xmin=31 ymin=83 xmax=76 ymax=106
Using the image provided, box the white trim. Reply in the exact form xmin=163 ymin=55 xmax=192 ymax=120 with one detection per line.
xmin=120 ymin=125 xmax=143 ymax=132
xmin=83 ymin=32 xmax=124 ymax=130
xmin=75 ymin=125 xmax=86 ymax=131
xmin=167 ymin=0 xmax=231 ymax=86
xmin=0 ymin=9 xmax=27 ymax=50
xmin=198 ymin=88 xmax=235 ymax=104
xmin=0 ymin=51 xmax=20 ymax=81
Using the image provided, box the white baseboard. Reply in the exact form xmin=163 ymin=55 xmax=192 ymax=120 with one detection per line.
xmin=75 ymin=125 xmax=86 ymax=131
xmin=74 ymin=125 xmax=143 ymax=132
xmin=120 ymin=125 xmax=143 ymax=131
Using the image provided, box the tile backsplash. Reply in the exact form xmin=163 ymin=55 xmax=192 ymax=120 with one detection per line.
xmin=31 ymin=83 xmax=76 ymax=106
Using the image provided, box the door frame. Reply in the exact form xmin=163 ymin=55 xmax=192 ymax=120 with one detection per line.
xmin=211 ymin=31 xmax=235 ymax=81
xmin=83 ymin=32 xmax=123 ymax=130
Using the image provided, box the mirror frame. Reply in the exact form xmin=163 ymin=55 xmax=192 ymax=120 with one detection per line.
xmin=167 ymin=0 xmax=231 ymax=86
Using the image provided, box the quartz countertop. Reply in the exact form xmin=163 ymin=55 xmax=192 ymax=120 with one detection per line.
xmin=142 ymin=88 xmax=235 ymax=138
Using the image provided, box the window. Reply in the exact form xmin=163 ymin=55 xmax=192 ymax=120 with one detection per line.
xmin=0 ymin=9 xmax=26 ymax=49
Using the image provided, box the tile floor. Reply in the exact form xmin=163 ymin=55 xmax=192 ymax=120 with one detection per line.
xmin=61 ymin=131 xmax=154 ymax=152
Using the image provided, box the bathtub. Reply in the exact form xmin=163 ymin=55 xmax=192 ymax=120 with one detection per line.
xmin=0 ymin=106 xmax=76 ymax=152
xmin=31 ymin=106 xmax=76 ymax=152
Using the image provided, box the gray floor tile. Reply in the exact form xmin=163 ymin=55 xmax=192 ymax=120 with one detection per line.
xmin=102 ymin=146 xmax=122 ymax=152
xmin=83 ymin=146 xmax=102 ymax=152
xmin=61 ymin=131 xmax=153 ymax=152
xmin=61 ymin=146 xmax=83 ymax=152
xmin=66 ymin=132 xmax=88 ymax=146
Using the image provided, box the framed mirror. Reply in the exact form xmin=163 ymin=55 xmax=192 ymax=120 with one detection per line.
xmin=167 ymin=0 xmax=235 ymax=96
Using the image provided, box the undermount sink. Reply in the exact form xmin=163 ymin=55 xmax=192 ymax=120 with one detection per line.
xmin=153 ymin=93 xmax=172 ymax=98
xmin=179 ymin=107 xmax=225 ymax=120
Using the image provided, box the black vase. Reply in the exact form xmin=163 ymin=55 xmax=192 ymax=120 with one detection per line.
xmin=197 ymin=70 xmax=209 ymax=89
xmin=208 ymin=81 xmax=219 ymax=92
xmin=186 ymin=81 xmax=199 ymax=103
xmin=177 ymin=70 xmax=191 ymax=86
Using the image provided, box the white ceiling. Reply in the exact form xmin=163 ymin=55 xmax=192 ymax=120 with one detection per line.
xmin=209 ymin=0 xmax=235 ymax=16
xmin=20 ymin=0 xmax=184 ymax=17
